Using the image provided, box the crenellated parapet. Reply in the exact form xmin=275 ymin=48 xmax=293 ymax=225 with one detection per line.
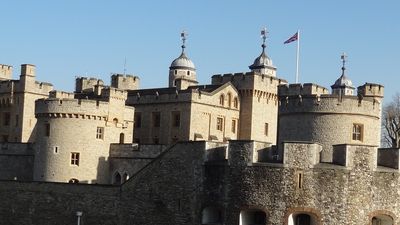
xmin=278 ymin=83 xmax=383 ymax=119
xmin=35 ymin=98 xmax=133 ymax=120
xmin=111 ymin=73 xmax=140 ymax=91
xmin=75 ymin=76 xmax=104 ymax=93
xmin=212 ymin=72 xmax=286 ymax=91
xmin=49 ymin=90 xmax=75 ymax=99
xmin=101 ymin=87 xmax=128 ymax=101
xmin=0 ymin=64 xmax=12 ymax=80
xmin=278 ymin=83 xmax=329 ymax=97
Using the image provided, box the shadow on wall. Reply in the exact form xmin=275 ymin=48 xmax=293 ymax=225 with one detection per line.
xmin=95 ymin=156 xmax=110 ymax=184
xmin=28 ymin=123 xmax=37 ymax=143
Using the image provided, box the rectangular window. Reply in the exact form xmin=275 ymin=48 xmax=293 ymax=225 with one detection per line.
xmin=96 ymin=127 xmax=104 ymax=139
xmin=153 ymin=112 xmax=161 ymax=127
xmin=70 ymin=152 xmax=80 ymax=166
xmin=352 ymin=124 xmax=363 ymax=141
xmin=231 ymin=119 xmax=236 ymax=133
xmin=3 ymin=112 xmax=10 ymax=126
xmin=45 ymin=123 xmax=50 ymax=137
xmin=134 ymin=112 xmax=142 ymax=128
xmin=172 ymin=112 xmax=180 ymax=127
xmin=217 ymin=117 xmax=224 ymax=131
xmin=264 ymin=123 xmax=269 ymax=136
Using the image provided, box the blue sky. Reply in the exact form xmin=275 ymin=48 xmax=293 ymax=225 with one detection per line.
xmin=1 ymin=0 xmax=399 ymax=102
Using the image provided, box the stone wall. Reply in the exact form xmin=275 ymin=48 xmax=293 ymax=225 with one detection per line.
xmin=0 ymin=141 xmax=399 ymax=225
xmin=0 ymin=180 xmax=120 ymax=225
xmin=0 ymin=143 xmax=34 ymax=181
xmin=278 ymin=95 xmax=382 ymax=162
xmin=33 ymin=97 xmax=134 ymax=184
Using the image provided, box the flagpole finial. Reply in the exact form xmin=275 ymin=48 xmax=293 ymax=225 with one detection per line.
xmin=341 ymin=52 xmax=347 ymax=75
xmin=180 ymin=30 xmax=188 ymax=53
xmin=260 ymin=27 xmax=268 ymax=52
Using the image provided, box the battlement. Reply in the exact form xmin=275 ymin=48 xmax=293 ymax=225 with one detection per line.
xmin=0 ymin=64 xmax=12 ymax=80
xmin=0 ymin=142 xmax=34 ymax=155
xmin=210 ymin=140 xmax=391 ymax=171
xmin=278 ymin=83 xmax=329 ymax=97
xmin=20 ymin=64 xmax=35 ymax=77
xmin=49 ymin=90 xmax=75 ymax=99
xmin=111 ymin=73 xmax=140 ymax=91
xmin=357 ymin=83 xmax=384 ymax=98
xmin=75 ymin=76 xmax=104 ymax=93
xmin=211 ymin=72 xmax=286 ymax=91
xmin=279 ymin=94 xmax=381 ymax=117
xmin=109 ymin=143 xmax=167 ymax=158
xmin=127 ymin=88 xmax=196 ymax=105
xmin=35 ymin=98 xmax=124 ymax=117
xmin=101 ymin=87 xmax=128 ymax=101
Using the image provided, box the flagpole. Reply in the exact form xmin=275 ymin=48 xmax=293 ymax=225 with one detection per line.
xmin=296 ymin=29 xmax=300 ymax=83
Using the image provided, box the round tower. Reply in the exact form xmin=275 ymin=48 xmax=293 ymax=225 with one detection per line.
xmin=278 ymin=56 xmax=384 ymax=162
xmin=169 ymin=31 xmax=197 ymax=88
xmin=33 ymin=97 xmax=134 ymax=184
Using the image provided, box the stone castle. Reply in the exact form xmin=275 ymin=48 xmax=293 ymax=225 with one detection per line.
xmin=0 ymin=32 xmax=396 ymax=225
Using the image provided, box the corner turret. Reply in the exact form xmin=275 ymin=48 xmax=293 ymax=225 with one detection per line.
xmin=0 ymin=64 xmax=12 ymax=80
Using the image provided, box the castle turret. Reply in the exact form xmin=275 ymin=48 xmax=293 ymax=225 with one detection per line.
xmin=331 ymin=53 xmax=355 ymax=96
xmin=111 ymin=73 xmax=140 ymax=91
xmin=249 ymin=28 xmax=277 ymax=77
xmin=278 ymin=80 xmax=384 ymax=163
xmin=19 ymin=64 xmax=36 ymax=89
xmin=169 ymin=31 xmax=198 ymax=89
xmin=0 ymin=64 xmax=12 ymax=80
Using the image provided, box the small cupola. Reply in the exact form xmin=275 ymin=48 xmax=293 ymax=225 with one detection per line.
xmin=331 ymin=53 xmax=355 ymax=96
xmin=249 ymin=28 xmax=276 ymax=76
xmin=169 ymin=31 xmax=197 ymax=88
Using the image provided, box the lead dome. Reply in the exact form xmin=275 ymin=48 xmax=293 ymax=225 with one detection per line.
xmin=170 ymin=51 xmax=196 ymax=70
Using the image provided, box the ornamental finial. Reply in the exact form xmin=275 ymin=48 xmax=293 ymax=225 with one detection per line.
xmin=261 ymin=27 xmax=268 ymax=52
xmin=341 ymin=52 xmax=347 ymax=75
xmin=180 ymin=30 xmax=188 ymax=53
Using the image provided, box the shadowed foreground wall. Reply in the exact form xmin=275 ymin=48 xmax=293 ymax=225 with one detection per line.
xmin=0 ymin=141 xmax=399 ymax=225
xmin=0 ymin=181 xmax=120 ymax=225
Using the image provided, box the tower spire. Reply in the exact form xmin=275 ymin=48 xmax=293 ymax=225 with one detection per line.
xmin=260 ymin=27 xmax=268 ymax=53
xmin=341 ymin=52 xmax=347 ymax=76
xmin=180 ymin=30 xmax=188 ymax=53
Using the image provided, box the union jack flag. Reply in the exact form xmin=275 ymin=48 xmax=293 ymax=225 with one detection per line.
xmin=284 ymin=32 xmax=298 ymax=44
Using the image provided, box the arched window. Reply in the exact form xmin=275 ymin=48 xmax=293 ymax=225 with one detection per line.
xmin=122 ymin=172 xmax=129 ymax=182
xmin=227 ymin=93 xmax=232 ymax=108
xmin=233 ymin=97 xmax=239 ymax=109
xmin=202 ymin=206 xmax=222 ymax=224
xmin=113 ymin=172 xmax=121 ymax=185
xmin=219 ymin=94 xmax=224 ymax=106
xmin=371 ymin=214 xmax=393 ymax=225
xmin=68 ymin=178 xmax=79 ymax=184
xmin=119 ymin=133 xmax=125 ymax=144
xmin=288 ymin=213 xmax=319 ymax=225
xmin=113 ymin=118 xmax=118 ymax=125
xmin=239 ymin=210 xmax=266 ymax=225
